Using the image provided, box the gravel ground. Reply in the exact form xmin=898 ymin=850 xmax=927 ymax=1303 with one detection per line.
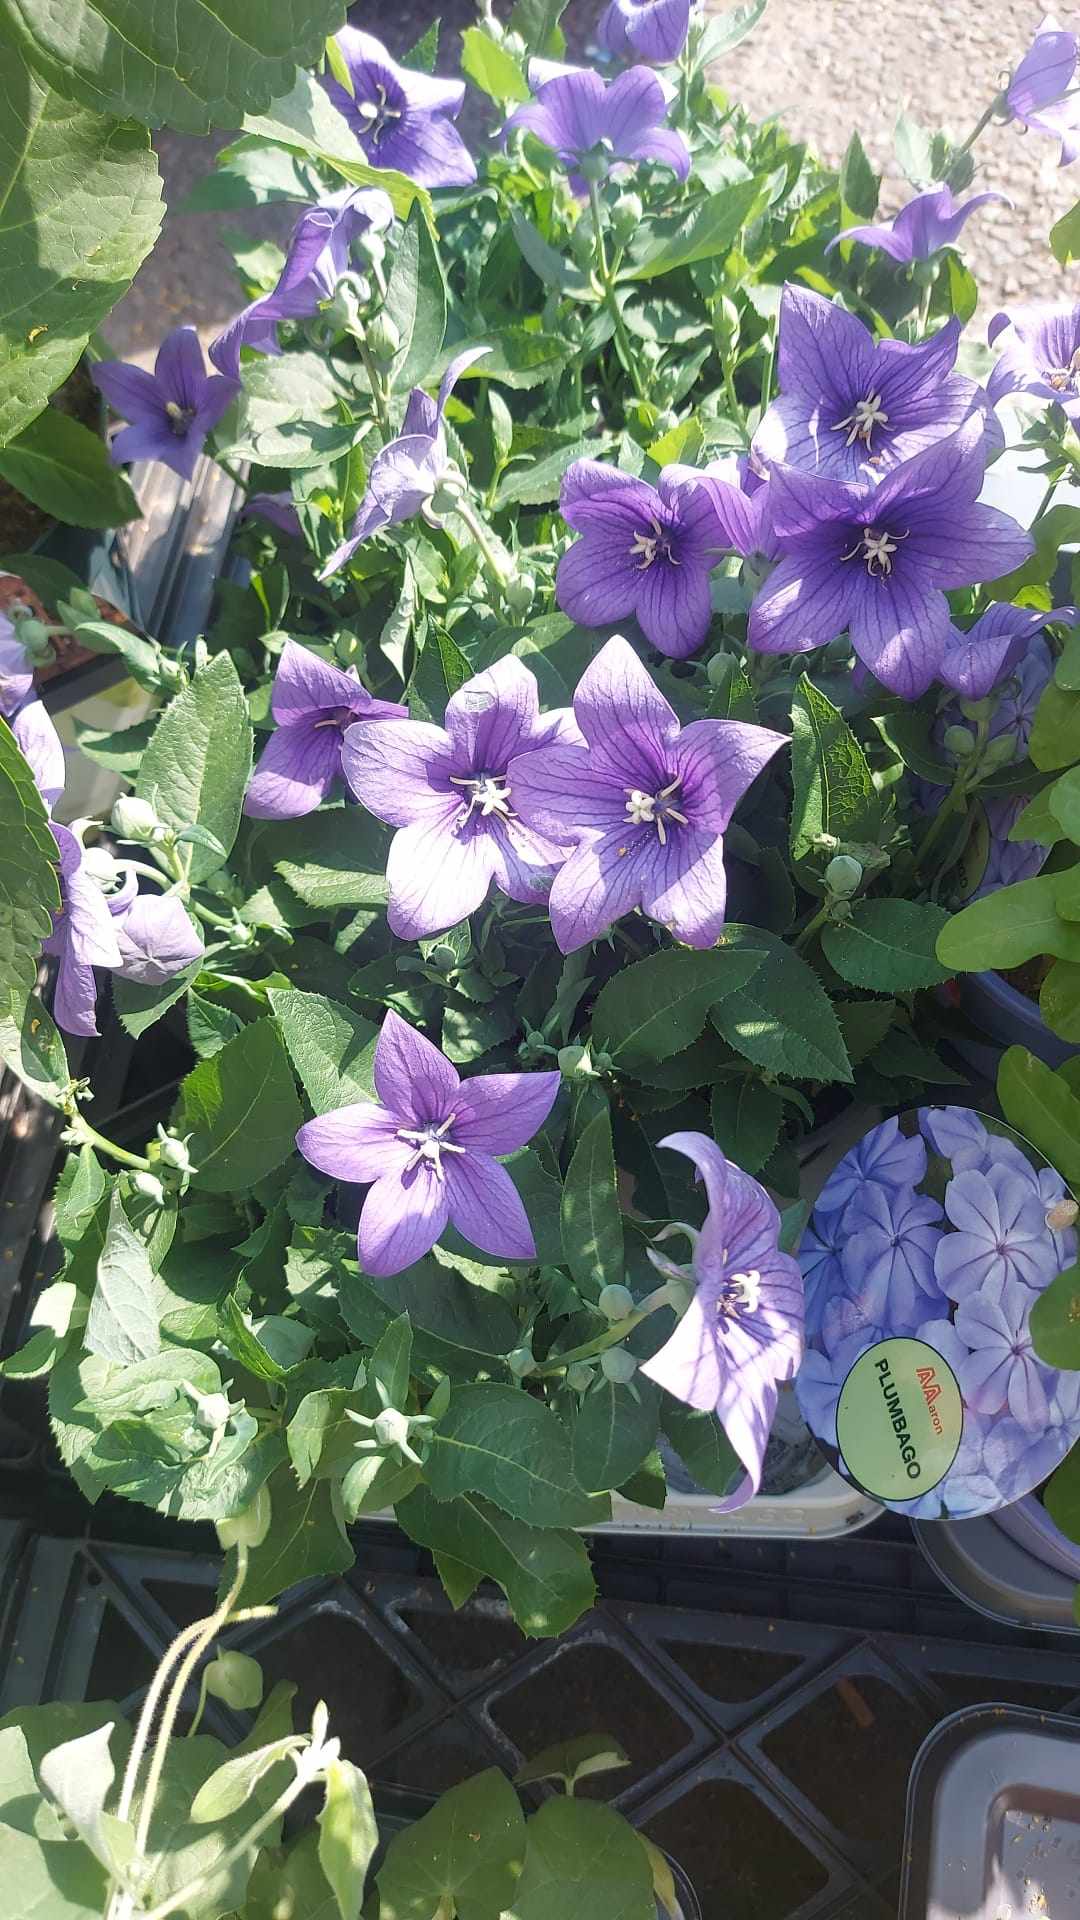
xmin=102 ymin=0 xmax=1079 ymax=367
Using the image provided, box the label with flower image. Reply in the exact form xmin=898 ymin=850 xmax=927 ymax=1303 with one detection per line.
xmin=836 ymin=1337 xmax=963 ymax=1502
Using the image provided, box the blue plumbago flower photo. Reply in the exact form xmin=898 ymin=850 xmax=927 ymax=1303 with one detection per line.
xmin=342 ymin=655 xmax=580 ymax=939
xmin=799 ymin=1209 xmax=847 ymax=1325
xmin=555 ymin=459 xmax=739 ymax=656
xmin=984 ymin=1417 xmax=1075 ymax=1506
xmin=324 ymin=29 xmax=476 ymax=188
xmin=43 ymin=826 xmax=123 ymax=1038
xmin=509 ymin=634 xmax=787 ymax=951
xmin=967 ymin=795 xmax=1049 ymax=901
xmin=210 ymin=188 xmax=394 ymax=380
xmin=747 ymin=416 xmax=1033 ymax=696
xmin=113 ymin=894 xmax=204 ymax=987
xmin=839 ymin=1182 xmax=945 ymax=1325
xmin=935 ymin=1162 xmax=1064 ymax=1303
xmin=503 ymin=61 xmax=690 ymax=196
xmin=904 ymin=1403 xmax=999 ymax=1520
xmin=296 ymin=1009 xmax=559 ymax=1276
xmin=93 ymin=326 xmax=237 ymax=482
xmin=954 ymin=1278 xmax=1057 ymax=1430
xmin=245 ymin=639 xmax=407 ymax=821
xmin=752 ymin=287 xmax=989 ymax=483
xmin=598 ymin=0 xmax=693 ymax=64
xmin=813 ymin=1114 xmax=927 ymax=1215
xmin=919 ymin=1105 xmax=990 ymax=1162
xmin=938 ymin=602 xmax=1077 ymax=699
xmin=829 ymin=185 xmax=1008 ymax=264
xmin=1005 ymin=13 xmax=1080 ymax=166
xmin=640 ymin=1132 xmax=804 ymax=1511
xmin=988 ymin=301 xmax=1080 ymax=418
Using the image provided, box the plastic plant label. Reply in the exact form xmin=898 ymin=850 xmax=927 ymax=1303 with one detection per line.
xmin=795 ymin=1106 xmax=1080 ymax=1519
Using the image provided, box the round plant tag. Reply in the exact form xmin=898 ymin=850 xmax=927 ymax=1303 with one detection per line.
xmin=793 ymin=1106 xmax=1080 ymax=1519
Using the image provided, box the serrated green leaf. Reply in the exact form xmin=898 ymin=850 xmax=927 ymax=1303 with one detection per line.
xmin=515 ymin=1733 xmax=630 ymax=1792
xmin=561 ymin=1106 xmax=624 ymax=1299
xmin=834 ymin=997 xmax=896 ymax=1065
xmin=228 ymin=1466 xmax=353 ymax=1609
xmin=460 ymin=25 xmax=530 ymax=102
xmin=395 ymin=1487 xmax=595 ymax=1638
xmin=621 ymin=179 xmax=764 ymax=281
xmin=190 ymin=1736 xmax=303 ymax=1822
xmin=180 ymin=1018 xmax=303 ymax=1193
xmin=269 ymin=987 xmax=379 ymax=1113
xmin=823 ymin=898 xmax=952 ymax=991
xmin=53 ymin=1147 xmax=106 ymax=1249
xmin=85 ymin=1189 xmax=159 ymax=1365
xmin=137 ymin=653 xmax=252 ymax=881
xmin=383 ymin=201 xmax=447 ymax=394
xmin=937 ymin=876 xmax=1080 ymax=972
xmin=0 ymin=408 xmax=138 ymax=526
xmin=713 ymin=928 xmax=852 ymax=1083
xmin=571 ymin=1377 xmax=659 ymax=1494
xmin=789 ymin=674 xmax=882 ymax=859
xmin=272 ymin=808 xmax=391 ymax=908
xmin=839 ymin=130 xmax=880 ymax=221
xmin=1031 ymin=681 xmax=1080 ymax=771
xmin=590 ymin=944 xmax=764 ymax=1066
xmin=709 ymin=1078 xmax=782 ymax=1173
xmin=0 ymin=715 xmax=63 ymax=1096
xmin=425 ymin=1384 xmax=604 ymax=1528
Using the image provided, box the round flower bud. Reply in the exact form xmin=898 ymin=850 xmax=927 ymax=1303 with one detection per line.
xmin=130 ymin=1171 xmax=166 ymax=1207
xmin=824 ymin=854 xmax=864 ymax=898
xmin=82 ymin=845 xmax=121 ymax=890
xmin=566 ymin=1362 xmax=595 ymax=1391
xmin=158 ymin=655 xmax=186 ymax=693
xmin=354 ymin=228 xmax=386 ymax=270
xmin=980 ymin=734 xmax=1019 ymax=773
xmin=373 ymin=1408 xmax=413 ymax=1451
xmin=569 ymin=220 xmax=597 ymax=269
xmin=942 ymin=725 xmax=976 ymax=759
xmin=577 ymin=145 xmax=612 ymax=184
xmin=157 ymin=1130 xmax=195 ymax=1174
xmin=600 ymin=1347 xmax=638 ymax=1384
xmin=611 ymin=191 xmax=643 ymax=245
xmin=598 ymin=1283 xmax=635 ymax=1321
xmin=508 ymin=1345 xmax=537 ymax=1377
xmin=111 ymin=795 xmax=161 ymax=842
xmin=503 ymin=572 xmax=535 ymax=618
xmin=12 ymin=616 xmax=54 ymax=663
xmin=217 ymin=1483 xmax=272 ymax=1550
xmin=1047 ymin=1197 xmax=1079 ymax=1232
xmin=366 ymin=312 xmax=401 ymax=364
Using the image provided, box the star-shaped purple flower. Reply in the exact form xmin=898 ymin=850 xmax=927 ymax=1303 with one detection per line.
xmin=935 ymin=1163 xmax=1063 ymax=1305
xmin=503 ymin=63 xmax=689 ymax=197
xmin=954 ymin=1278 xmax=1055 ymax=1432
xmin=11 ymin=697 xmax=64 ymax=812
xmin=598 ymin=0 xmax=693 ymax=63
xmin=752 ymin=288 xmax=989 ymax=484
xmin=342 ymin=655 xmax=579 ymax=939
xmin=839 ymin=1183 xmax=945 ymax=1325
xmin=747 ymin=417 xmax=1033 ymax=697
xmin=555 ymin=460 xmax=735 ymax=657
xmin=323 ymin=29 xmax=476 ymax=189
xmin=319 ymin=346 xmax=489 ymax=579
xmin=93 ymin=327 xmax=238 ymax=483
xmin=241 ymin=492 xmax=303 ymax=538
xmin=210 ymin=188 xmax=394 ymax=381
xmin=814 ymin=1115 xmax=928 ymax=1216
xmin=640 ymin=1132 xmax=804 ymax=1512
xmin=113 ymin=894 xmax=204 ymax=986
xmin=509 ymin=634 xmax=787 ymax=952
xmin=1006 ymin=14 xmax=1080 ymax=166
xmin=830 ymin=186 xmax=1008 ymax=264
xmin=987 ymin=302 xmax=1080 ymax=419
xmin=675 ymin=454 xmax=776 ymax=561
xmin=43 ymin=825 xmax=123 ymax=1037
xmin=296 ymin=1010 xmax=560 ymax=1277
xmin=939 ymin=602 xmax=1077 ymax=699
xmin=245 ymin=640 xmax=407 ymax=821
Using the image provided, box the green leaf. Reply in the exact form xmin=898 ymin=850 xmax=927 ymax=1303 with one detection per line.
xmin=318 ymin=1759 xmax=378 ymax=1920
xmin=516 ymin=1733 xmax=630 ymax=1792
xmin=113 ymin=960 xmax=200 ymax=1040
xmin=0 ymin=1817 xmax=106 ymax=1915
xmin=839 ymin=130 xmax=880 ymax=220
xmin=137 ymin=653 xmax=252 ymax=881
xmin=0 ymin=59 xmax=162 ymax=444
xmin=187 ymin=989 xmax=242 ymax=1059
xmin=181 ymin=1018 xmax=303 ymax=1193
xmin=822 ymin=899 xmax=952 ymax=991
xmin=509 ymin=0 xmax=567 ymax=51
xmin=0 ymin=714 xmax=63 ymax=1097
xmin=1043 ymin=959 xmax=1080 ymax=1042
xmin=1031 ymin=682 xmax=1080 ymax=771
xmin=507 ymin=1796 xmax=654 ymax=1920
xmin=425 ymin=1384 xmax=604 ymax=1528
xmin=590 ymin=943 xmax=764 ymax=1066
xmin=998 ymin=1046 xmax=1080 ymax=1187
xmin=341 ymin=1260 xmax=519 ymax=1378
xmin=395 ymin=1487 xmax=595 ymax=1638
xmin=1030 ymin=1262 xmax=1080 ymax=1369
xmin=72 ymin=716 xmax=155 ymax=778
xmin=936 ymin=875 xmax=1080 ymax=972
xmin=269 ymin=987 xmax=378 ymax=1113
xmin=230 ymin=1467 xmax=352 ymax=1609
xmin=789 ymin=674 xmax=882 ymax=859
xmin=0 ymin=0 xmax=348 ymax=135
xmin=53 ymin=1147 xmax=106 ymax=1249
xmin=561 ymin=1107 xmax=624 ymax=1300
xmin=460 ymin=25 xmax=530 ymax=102
xmin=710 ymin=1078 xmax=782 ymax=1174
xmin=383 ymin=201 xmax=447 ymax=394
xmin=1044 ymin=1444 xmax=1080 ymax=1544
xmin=243 ymin=69 xmax=432 ymax=226
xmin=190 ymin=1736 xmax=303 ymax=1822
xmin=272 ymin=808 xmax=391 ymax=908
xmin=203 ymin=1649 xmax=263 ymax=1712
xmin=696 ymin=0 xmax=769 ymax=60
xmin=0 ymin=408 xmax=138 ymax=526
xmin=38 ymin=1722 xmax=120 ymax=1870
xmin=134 ymin=1731 xmax=287 ymax=1918
xmin=622 ymin=180 xmax=763 ymax=281
xmin=571 ymin=1378 xmax=659 ymax=1493
xmin=713 ymin=927 xmax=852 ymax=1083
xmin=377 ymin=1770 xmax=525 ymax=1920
xmin=660 ymin=1395 xmax=740 ymax=1497
xmin=85 ymin=1189 xmax=159 ymax=1365
xmin=1051 ymin=198 xmax=1080 ymax=267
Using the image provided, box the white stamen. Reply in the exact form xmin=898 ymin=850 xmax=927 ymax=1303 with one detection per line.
xmin=624 ymin=778 xmax=689 ymax=846
xmin=1047 ymin=348 xmax=1080 ymax=392
xmin=718 ymin=1268 xmax=762 ymax=1317
xmin=840 ymin=525 xmax=908 ymax=578
xmin=396 ymin=1113 xmax=466 ymax=1181
xmin=628 ymin=514 xmax=679 ymax=572
xmin=448 ymin=772 xmax=515 ymax=830
xmin=833 ymin=391 xmax=890 ymax=450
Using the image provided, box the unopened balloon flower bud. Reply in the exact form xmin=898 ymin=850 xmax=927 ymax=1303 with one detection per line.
xmin=354 ymin=226 xmax=386 ymax=270
xmin=131 ymin=1171 xmax=166 ymax=1207
xmin=111 ymin=795 xmax=161 ymax=842
xmin=425 ymin=467 xmax=468 ymax=519
xmin=558 ymin=1043 xmax=595 ymax=1077
xmin=366 ymin=312 xmax=400 ymax=364
xmin=566 ymin=1362 xmax=595 ymax=1391
xmin=157 ymin=1128 xmax=195 ymax=1174
xmin=943 ymin=724 xmax=976 ymax=759
xmin=980 ymin=734 xmax=1019 ymax=773
xmin=611 ymin=191 xmax=643 ymax=245
xmin=11 ymin=615 xmax=54 ymax=663
xmin=600 ymin=1347 xmax=638 ymax=1384
xmin=825 ymin=854 xmax=863 ymax=898
xmin=577 ymin=144 xmax=612 ymax=185
xmin=373 ymin=1408 xmax=412 ymax=1450
xmin=82 ymin=845 xmax=121 ymax=890
xmin=598 ymin=1283 xmax=635 ymax=1321
xmin=508 ymin=1345 xmax=537 ymax=1377
xmin=503 ymin=571 xmax=535 ymax=618
xmin=158 ymin=654 xmax=186 ymax=692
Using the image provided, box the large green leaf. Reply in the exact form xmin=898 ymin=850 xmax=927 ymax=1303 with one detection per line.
xmin=227 ymin=1466 xmax=353 ymax=1609
xmin=822 ymin=898 xmax=952 ymax=991
xmin=84 ymin=1189 xmax=159 ymax=1365
xmin=0 ymin=0 xmax=347 ymax=135
xmin=180 ymin=1018 xmax=303 ymax=1193
xmin=590 ymin=944 xmax=764 ymax=1066
xmin=0 ymin=715 xmax=64 ymax=1099
xmin=383 ymin=201 xmax=447 ymax=394
xmin=937 ymin=875 xmax=1080 ymax=972
xmin=621 ymin=179 xmax=763 ymax=281
xmin=340 ymin=1259 xmax=519 ymax=1379
xmin=571 ymin=1378 xmax=659 ymax=1494
xmin=377 ymin=1771 xmax=525 ymax=1920
xmin=789 ymin=673 xmax=882 ymax=860
xmin=269 ymin=987 xmax=379 ymax=1113
xmin=424 ymin=1384 xmax=605 ymax=1528
xmin=1030 ymin=1263 xmax=1080 ymax=1370
xmin=244 ymin=69 xmax=432 ymax=226
xmin=561 ymin=1106 xmax=624 ymax=1299
xmin=0 ymin=54 xmax=162 ymax=444
xmin=0 ymin=407 xmax=138 ymax=526
xmin=0 ymin=1819 xmax=106 ymax=1916
xmin=660 ymin=1395 xmax=740 ymax=1497
xmin=396 ymin=1487 xmax=595 ymax=1638
xmin=506 ymin=1797 xmax=654 ymax=1920
xmin=997 ymin=1046 xmax=1080 ymax=1188
xmin=712 ymin=927 xmax=852 ymax=1083
xmin=137 ymin=652 xmax=252 ymax=882
xmin=271 ymin=808 xmax=391 ymax=908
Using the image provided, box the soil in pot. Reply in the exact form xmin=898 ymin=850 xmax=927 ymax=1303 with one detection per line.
xmin=760 ymin=1671 xmax=938 ymax=1851
xmin=657 ymin=1639 xmax=802 ymax=1707
xmin=489 ymin=1643 xmax=694 ymax=1797
xmin=397 ymin=1603 xmax=526 ymax=1679
xmin=642 ymin=1780 xmax=829 ymax=1920
xmin=253 ymin=1608 xmax=425 ymax=1765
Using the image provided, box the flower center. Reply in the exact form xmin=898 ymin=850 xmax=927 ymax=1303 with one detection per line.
xmin=717 ymin=1268 xmax=762 ymax=1317
xmin=357 ymin=82 xmax=404 ymax=145
xmin=833 ymin=391 xmax=890 ymax=450
xmin=396 ymin=1114 xmax=466 ymax=1181
xmin=628 ymin=515 xmax=678 ymax=571
xmin=1047 ymin=348 xmax=1080 ymax=392
xmin=448 ymin=771 xmax=515 ymax=832
xmin=164 ymin=399 xmax=196 ymax=436
xmin=624 ymin=779 xmax=689 ymax=847
xmin=841 ymin=524 xmax=908 ymax=577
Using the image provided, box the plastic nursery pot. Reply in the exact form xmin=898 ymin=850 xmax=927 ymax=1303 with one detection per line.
xmin=899 ymin=1704 xmax=1080 ymax=1919
xmin=954 ymin=966 xmax=1077 ymax=1073
xmin=661 ymin=1854 xmax=701 ymax=1920
xmin=912 ymin=1508 xmax=1080 ymax=1634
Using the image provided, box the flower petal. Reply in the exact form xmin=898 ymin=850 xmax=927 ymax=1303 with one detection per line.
xmin=847 ymin=571 xmax=949 ymax=697
xmin=545 ymin=829 xmax=658 ymax=951
xmin=633 ymin=554 xmax=713 ymax=657
xmin=508 ymin=743 xmax=627 ymax=842
xmin=12 ymin=699 xmax=64 ymax=809
xmin=154 ymin=325 xmax=209 ymax=413
xmin=444 ymin=1152 xmax=537 ymax=1260
xmin=451 ymin=1071 xmax=561 ymax=1153
xmin=776 ymin=284 xmax=876 ymax=412
xmin=384 ymin=816 xmax=500 ymax=939
xmin=271 ymin=640 xmax=362 ymax=722
xmin=244 ymin=719 xmax=343 ymax=820
xmin=443 ymin=655 xmax=540 ymax=770
xmin=572 ymin=634 xmax=679 ymax=771
xmin=91 ymin=359 xmax=164 ymax=423
xmin=374 ymin=1008 xmax=459 ymax=1126
xmin=342 ymin=718 xmax=457 ymax=825
xmin=641 ymin=1295 xmax=721 ymax=1410
xmin=359 ymin=1165 xmax=450 ymax=1276
xmin=555 ymin=532 xmax=641 ymax=629
xmin=747 ymin=547 xmax=855 ymax=656
xmin=639 ymin=827 xmax=729 ymax=947
xmin=298 ymin=1102 xmax=410 ymax=1183
xmin=673 ymin=717 xmax=788 ymax=832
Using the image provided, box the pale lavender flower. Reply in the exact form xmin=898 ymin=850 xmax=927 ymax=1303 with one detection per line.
xmin=509 ymin=634 xmax=787 ymax=952
xmin=839 ymin=1184 xmax=945 ymax=1325
xmin=12 ymin=698 xmax=64 ymax=811
xmin=0 ymin=616 xmax=32 ymax=715
xmin=814 ymin=1115 xmax=927 ymax=1215
xmin=640 ymin=1132 xmax=804 ymax=1511
xmin=296 ymin=1009 xmax=559 ymax=1276
xmin=93 ymin=327 xmax=237 ymax=482
xmin=43 ymin=825 xmax=122 ymax=1037
xmin=919 ymin=1105 xmax=990 ymax=1162
xmin=939 ymin=602 xmax=1077 ymax=699
xmin=983 ymin=1417 xmax=1074 ymax=1505
xmin=503 ymin=63 xmax=689 ymax=197
xmin=598 ymin=0 xmax=693 ymax=63
xmin=342 ymin=656 xmax=579 ymax=939
xmin=747 ymin=417 xmax=1033 ymax=697
xmin=1005 ymin=15 xmax=1080 ymax=166
xmin=113 ymin=894 xmax=204 ymax=986
xmin=555 ymin=460 xmax=737 ymax=657
xmin=829 ymin=186 xmax=1008 ymax=264
xmin=242 ymin=492 xmax=303 ymax=537
xmin=210 ymin=188 xmax=394 ymax=380
xmin=752 ymin=288 xmax=988 ymax=484
xmin=935 ymin=1163 xmax=1062 ymax=1303
xmin=245 ymin=640 xmax=406 ymax=821
xmin=954 ymin=1279 xmax=1055 ymax=1431
xmin=988 ymin=302 xmax=1080 ymax=417
xmin=319 ymin=346 xmax=489 ymax=578
xmin=324 ymin=29 xmax=476 ymax=189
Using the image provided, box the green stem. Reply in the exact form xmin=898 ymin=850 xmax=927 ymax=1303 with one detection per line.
xmin=721 ymin=351 xmax=745 ymax=438
xmin=587 ymin=178 xmax=646 ymax=403
xmin=452 ymin=494 xmax=512 ymax=590
xmin=908 ymin=773 xmax=968 ymax=876
xmin=358 ymin=340 xmax=392 ymax=437
xmin=532 ymin=1308 xmax=652 ymax=1377
xmin=953 ymin=93 xmax=1003 ymax=161
xmin=140 ymin=1764 xmax=313 ymax=1920
xmin=214 ymin=456 xmax=248 ymax=493
xmin=1033 ymin=476 xmax=1058 ymax=524
xmin=68 ymin=1118 xmax=152 ymax=1173
xmin=189 ymin=899 xmax=237 ymax=933
xmin=792 ymin=903 xmax=832 ymax=954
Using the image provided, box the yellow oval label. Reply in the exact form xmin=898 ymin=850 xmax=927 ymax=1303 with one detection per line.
xmin=836 ymin=1337 xmax=963 ymax=1503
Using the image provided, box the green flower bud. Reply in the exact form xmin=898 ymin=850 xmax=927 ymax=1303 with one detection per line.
xmin=366 ymin=312 xmax=401 ymax=364
xmin=943 ymin=725 xmax=976 ymax=759
xmin=569 ymin=220 xmax=596 ymax=268
xmin=611 ymin=191 xmax=643 ymax=244
xmin=566 ymin=1362 xmax=595 ymax=1391
xmin=157 ymin=1128 xmax=195 ymax=1174
xmin=354 ymin=227 xmax=386 ymax=269
xmin=130 ymin=1171 xmax=166 ymax=1207
xmin=82 ymin=846 xmax=121 ymax=890
xmin=980 ymin=734 xmax=1019 ymax=772
xmin=503 ymin=572 xmax=536 ymax=618
xmin=824 ymin=854 xmax=864 ymax=897
xmin=11 ymin=615 xmax=54 ymax=664
xmin=598 ymin=1283 xmax=635 ymax=1321
xmin=600 ymin=1347 xmax=638 ymax=1384
xmin=111 ymin=795 xmax=161 ymax=842
xmin=218 ymin=1484 xmax=272 ymax=1550
xmin=577 ymin=145 xmax=612 ymax=184
xmin=558 ymin=1044 xmax=589 ymax=1076
xmin=508 ymin=1346 xmax=537 ymax=1377
xmin=158 ymin=655 xmax=186 ymax=692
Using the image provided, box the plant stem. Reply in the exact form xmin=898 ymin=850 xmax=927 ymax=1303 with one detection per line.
xmin=358 ymin=340 xmax=392 ymax=437
xmin=214 ymin=456 xmax=249 ymax=494
xmin=953 ymin=93 xmax=1003 ymax=161
xmin=1033 ymin=476 xmax=1058 ymax=523
xmin=452 ymin=494 xmax=512 ymax=590
xmin=67 ymin=1117 xmax=152 ymax=1173
xmin=532 ymin=1308 xmax=653 ymax=1377
xmin=907 ymin=773 xmax=968 ymax=876
xmin=139 ymin=1765 xmax=313 ymax=1920
xmin=587 ymin=179 xmax=647 ymax=403
xmin=721 ymin=351 xmax=745 ymax=439
xmin=792 ymin=903 xmax=832 ymax=954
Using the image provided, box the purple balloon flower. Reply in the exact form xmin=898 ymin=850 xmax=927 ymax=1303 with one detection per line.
xmin=210 ymin=188 xmax=394 ymax=380
xmin=1005 ymin=14 xmax=1080 ymax=166
xmin=0 ymin=617 xmax=32 ymax=715
xmin=241 ymin=492 xmax=303 ymax=537
xmin=640 ymin=1132 xmax=804 ymax=1510
xmin=555 ymin=460 xmax=736 ymax=658
xmin=752 ymin=288 xmax=987 ymax=484
xmin=503 ymin=63 xmax=689 ymax=198
xmin=988 ymin=301 xmax=1080 ymax=418
xmin=319 ymin=346 xmax=489 ymax=579
xmin=814 ymin=1115 xmax=928 ymax=1216
xmin=296 ymin=1009 xmax=559 ymax=1277
xmin=509 ymin=634 xmax=787 ymax=952
xmin=245 ymin=640 xmax=407 ymax=822
xmin=11 ymin=698 xmax=64 ymax=811
xmin=747 ymin=417 xmax=1033 ymax=697
xmin=598 ymin=0 xmax=693 ymax=64
xmin=829 ymin=186 xmax=1008 ymax=264
xmin=93 ymin=327 xmax=237 ymax=483
xmin=939 ymin=602 xmax=1077 ymax=699
xmin=967 ymin=794 xmax=1049 ymax=902
xmin=43 ymin=825 xmax=122 ymax=1037
xmin=342 ymin=655 xmax=579 ymax=939
xmin=839 ymin=1184 xmax=945 ymax=1326
xmin=113 ymin=894 xmax=204 ymax=986
xmin=680 ymin=454 xmax=777 ymax=561
xmin=935 ymin=1163 xmax=1063 ymax=1304
xmin=954 ymin=1278 xmax=1055 ymax=1431
xmin=323 ymin=29 xmax=476 ymax=189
